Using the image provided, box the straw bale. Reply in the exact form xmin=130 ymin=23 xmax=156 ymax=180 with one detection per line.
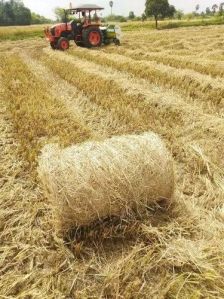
xmin=38 ymin=133 xmax=174 ymax=232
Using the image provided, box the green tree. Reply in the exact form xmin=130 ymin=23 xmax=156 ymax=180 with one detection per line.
xmin=14 ymin=4 xmax=31 ymax=25
xmin=145 ymin=0 xmax=175 ymax=28
xmin=219 ymin=3 xmax=224 ymax=15
xmin=167 ymin=5 xmax=176 ymax=18
xmin=3 ymin=1 xmax=15 ymax=25
xmin=201 ymin=11 xmax=205 ymax=18
xmin=205 ymin=7 xmax=211 ymax=16
xmin=31 ymin=12 xmax=52 ymax=24
xmin=175 ymin=9 xmax=184 ymax=20
xmin=54 ymin=7 xmax=66 ymax=22
xmin=141 ymin=13 xmax=147 ymax=21
xmin=0 ymin=0 xmax=32 ymax=26
xmin=128 ymin=11 xmax=135 ymax=20
xmin=195 ymin=4 xmax=200 ymax=12
xmin=212 ymin=4 xmax=218 ymax=14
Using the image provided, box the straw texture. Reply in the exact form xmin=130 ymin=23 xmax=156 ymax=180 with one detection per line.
xmin=38 ymin=132 xmax=174 ymax=232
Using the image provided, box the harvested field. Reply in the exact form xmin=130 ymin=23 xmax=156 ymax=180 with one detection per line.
xmin=0 ymin=25 xmax=224 ymax=298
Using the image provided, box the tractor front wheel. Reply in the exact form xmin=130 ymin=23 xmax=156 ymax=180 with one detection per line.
xmin=50 ymin=42 xmax=57 ymax=50
xmin=82 ymin=27 xmax=103 ymax=48
xmin=57 ymin=37 xmax=70 ymax=51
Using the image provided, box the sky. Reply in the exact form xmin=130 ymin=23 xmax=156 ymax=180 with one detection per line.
xmin=22 ymin=0 xmax=223 ymax=19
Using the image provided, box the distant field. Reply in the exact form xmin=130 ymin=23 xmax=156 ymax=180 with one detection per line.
xmin=1 ymin=17 xmax=224 ymax=41
xmin=121 ymin=17 xmax=224 ymax=31
xmin=0 ymin=24 xmax=46 ymax=41
xmin=0 ymin=25 xmax=224 ymax=298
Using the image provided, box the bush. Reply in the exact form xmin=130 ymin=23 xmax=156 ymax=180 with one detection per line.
xmin=105 ymin=15 xmax=127 ymax=22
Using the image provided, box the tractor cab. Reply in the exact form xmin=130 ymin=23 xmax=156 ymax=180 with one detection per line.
xmin=44 ymin=4 xmax=121 ymax=50
xmin=68 ymin=4 xmax=103 ymax=27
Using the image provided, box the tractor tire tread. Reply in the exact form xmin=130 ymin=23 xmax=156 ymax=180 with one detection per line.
xmin=82 ymin=27 xmax=103 ymax=48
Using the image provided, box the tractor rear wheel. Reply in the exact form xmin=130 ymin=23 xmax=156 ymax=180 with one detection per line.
xmin=57 ymin=37 xmax=70 ymax=51
xmin=82 ymin=27 xmax=103 ymax=48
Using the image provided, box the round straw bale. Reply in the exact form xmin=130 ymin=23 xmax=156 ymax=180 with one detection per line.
xmin=38 ymin=133 xmax=174 ymax=233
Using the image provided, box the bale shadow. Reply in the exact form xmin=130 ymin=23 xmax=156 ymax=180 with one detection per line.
xmin=64 ymin=198 xmax=181 ymax=259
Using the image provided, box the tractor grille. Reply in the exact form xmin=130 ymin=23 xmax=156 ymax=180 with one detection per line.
xmin=50 ymin=27 xmax=56 ymax=36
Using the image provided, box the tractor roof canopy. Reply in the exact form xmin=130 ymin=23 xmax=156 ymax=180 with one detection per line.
xmin=67 ymin=4 xmax=104 ymax=14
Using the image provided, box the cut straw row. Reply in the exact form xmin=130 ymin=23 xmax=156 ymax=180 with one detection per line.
xmin=104 ymin=46 xmax=224 ymax=78
xmin=42 ymin=49 xmax=185 ymax=140
xmin=69 ymin=48 xmax=224 ymax=110
xmin=1 ymin=54 xmax=92 ymax=173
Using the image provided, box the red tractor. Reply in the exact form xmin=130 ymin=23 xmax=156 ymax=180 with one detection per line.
xmin=44 ymin=4 xmax=121 ymax=50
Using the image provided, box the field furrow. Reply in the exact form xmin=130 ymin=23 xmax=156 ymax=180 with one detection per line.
xmin=68 ymin=48 xmax=224 ymax=114
xmin=43 ymin=47 xmax=224 ymax=135
xmin=20 ymin=51 xmax=126 ymax=138
xmin=68 ymin=48 xmax=219 ymax=116
xmin=103 ymin=46 xmax=224 ymax=78
xmin=1 ymin=53 xmax=92 ymax=171
xmin=124 ymin=26 xmax=224 ymax=56
xmin=38 ymin=48 xmax=224 ymax=189
xmin=41 ymin=48 xmax=188 ymax=141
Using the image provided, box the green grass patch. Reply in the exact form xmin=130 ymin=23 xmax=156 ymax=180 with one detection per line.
xmin=120 ymin=17 xmax=224 ymax=31
xmin=0 ymin=25 xmax=45 ymax=41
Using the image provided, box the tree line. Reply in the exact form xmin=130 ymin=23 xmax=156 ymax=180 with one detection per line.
xmin=1 ymin=0 xmax=224 ymax=27
xmin=144 ymin=0 xmax=224 ymax=28
xmin=194 ymin=3 xmax=224 ymax=16
xmin=101 ymin=0 xmax=176 ymax=27
xmin=0 ymin=0 xmax=51 ymax=26
xmin=106 ymin=0 xmax=224 ymax=28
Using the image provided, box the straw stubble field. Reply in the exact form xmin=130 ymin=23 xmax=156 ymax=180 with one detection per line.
xmin=1 ymin=25 xmax=224 ymax=298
